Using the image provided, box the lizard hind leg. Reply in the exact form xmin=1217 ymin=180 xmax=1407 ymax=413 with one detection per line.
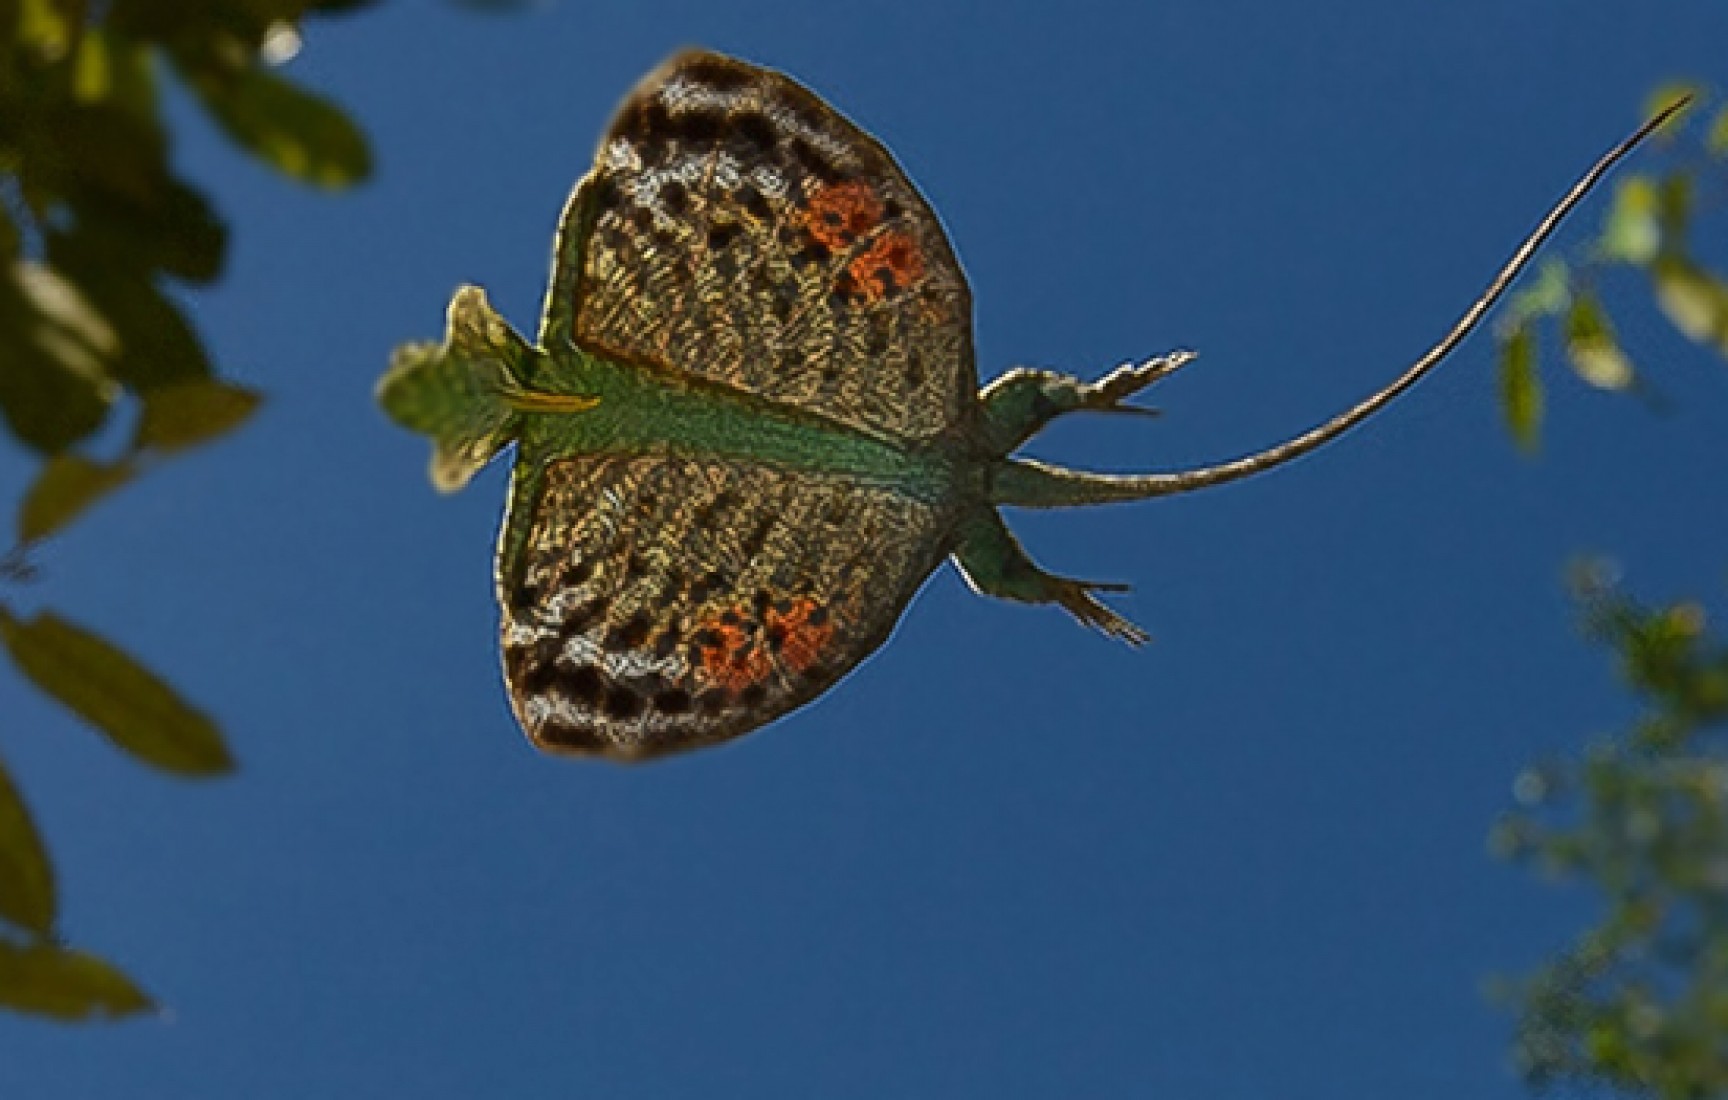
xmin=952 ymin=510 xmax=1150 ymax=646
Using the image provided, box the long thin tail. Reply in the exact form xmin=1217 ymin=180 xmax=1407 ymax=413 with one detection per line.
xmin=378 ymin=286 xmax=537 ymax=493
xmin=991 ymin=97 xmax=1693 ymax=510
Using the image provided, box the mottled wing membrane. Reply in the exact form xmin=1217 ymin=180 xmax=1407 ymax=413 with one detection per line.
xmin=501 ymin=455 xmax=949 ymax=759
xmin=542 ymin=50 xmax=976 ymax=441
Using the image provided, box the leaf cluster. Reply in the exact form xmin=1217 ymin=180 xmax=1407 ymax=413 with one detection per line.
xmin=0 ymin=0 xmax=372 ymax=1022
xmin=1492 ymin=577 xmax=1728 ymax=1098
xmin=1496 ymin=87 xmax=1728 ymax=451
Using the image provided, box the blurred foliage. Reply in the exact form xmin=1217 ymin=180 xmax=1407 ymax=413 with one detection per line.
xmin=0 ymin=0 xmax=374 ymax=1022
xmin=1492 ymin=576 xmax=1728 ymax=1097
xmin=1489 ymin=84 xmax=1728 ymax=1099
xmin=1495 ymin=87 xmax=1728 ymax=451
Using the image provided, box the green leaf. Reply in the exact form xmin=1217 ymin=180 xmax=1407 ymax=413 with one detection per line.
xmin=1652 ymin=257 xmax=1728 ymax=352
xmin=180 ymin=62 xmax=372 ymax=188
xmin=1564 ymin=293 xmax=1635 ymax=391
xmin=72 ymin=25 xmax=117 ymax=102
xmin=0 ymin=207 xmax=17 ymax=261
xmin=0 ymin=759 xmax=56 ymax=938
xmin=1596 ymin=175 xmax=1660 ymax=265
xmin=17 ymin=0 xmax=70 ymax=56
xmin=0 ymin=609 xmax=234 ymax=777
xmin=1655 ymin=172 xmax=1692 ymax=245
xmin=0 ymin=264 xmax=118 ymax=454
xmin=71 ymin=27 xmax=160 ymax=122
xmin=24 ymin=97 xmax=172 ymax=214
xmin=46 ymin=232 xmax=215 ymax=389
xmin=134 ymin=379 xmax=262 ymax=453
xmin=1645 ymin=82 xmax=1705 ymax=132
xmin=17 ymin=456 xmax=137 ymax=543
xmin=1502 ymin=258 xmax=1572 ymax=332
xmin=65 ymin=177 xmax=229 ymax=286
xmin=6 ymin=263 xmax=118 ymax=381
xmin=0 ymin=940 xmax=154 ymax=1021
xmin=1710 ymin=105 xmax=1728 ymax=157
xmin=1500 ymin=325 xmax=1543 ymax=453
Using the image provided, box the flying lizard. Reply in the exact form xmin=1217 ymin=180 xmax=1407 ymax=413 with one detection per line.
xmin=379 ymin=49 xmax=1681 ymax=761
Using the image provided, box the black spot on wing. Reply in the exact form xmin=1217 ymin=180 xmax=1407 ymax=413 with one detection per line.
xmin=675 ymin=53 xmax=756 ymax=96
xmin=731 ymin=111 xmax=778 ymax=154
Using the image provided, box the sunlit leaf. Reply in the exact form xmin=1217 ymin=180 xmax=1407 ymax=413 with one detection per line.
xmin=1566 ymin=343 xmax=1635 ymax=392
xmin=1565 ymin=293 xmax=1635 ymax=390
xmin=0 ymin=609 xmax=234 ymax=777
xmin=1652 ymin=257 xmax=1728 ymax=351
xmin=10 ymin=263 xmax=118 ymax=378
xmin=72 ymin=26 xmax=116 ymax=101
xmin=1499 ymin=325 xmax=1543 ymax=453
xmin=0 ymin=940 xmax=153 ymax=1021
xmin=134 ymin=379 xmax=261 ymax=453
xmin=1502 ymin=258 xmax=1572 ymax=332
xmin=179 ymin=61 xmax=371 ymax=188
xmin=0 ymin=759 xmax=56 ymax=937
xmin=17 ymin=456 xmax=136 ymax=543
xmin=1596 ymin=176 xmax=1660 ymax=265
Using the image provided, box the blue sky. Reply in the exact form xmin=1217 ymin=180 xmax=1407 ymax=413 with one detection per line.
xmin=5 ymin=1 xmax=1728 ymax=1096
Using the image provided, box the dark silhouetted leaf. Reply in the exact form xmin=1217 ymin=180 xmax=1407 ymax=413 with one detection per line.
xmin=134 ymin=379 xmax=261 ymax=453
xmin=0 ymin=609 xmax=233 ymax=776
xmin=1564 ymin=292 xmax=1635 ymax=390
xmin=0 ymin=265 xmax=117 ymax=454
xmin=46 ymin=232 xmax=214 ymax=387
xmin=179 ymin=61 xmax=371 ymax=188
xmin=0 ymin=940 xmax=153 ymax=1021
xmin=0 ymin=759 xmax=56 ymax=937
xmin=65 ymin=178 xmax=229 ymax=286
xmin=26 ymin=97 xmax=171 ymax=212
xmin=108 ymin=0 xmax=353 ymax=47
xmin=1596 ymin=175 xmax=1659 ymax=265
xmin=1500 ymin=325 xmax=1543 ymax=453
xmin=18 ymin=456 xmax=136 ymax=543
xmin=0 ymin=207 xmax=17 ymax=260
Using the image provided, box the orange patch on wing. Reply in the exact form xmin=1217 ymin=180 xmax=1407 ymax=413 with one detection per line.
xmin=765 ymin=597 xmax=835 ymax=673
xmin=847 ymin=230 xmax=925 ymax=301
xmin=697 ymin=619 xmax=774 ymax=693
xmin=695 ymin=597 xmax=836 ymax=692
xmin=803 ymin=180 xmax=883 ymax=251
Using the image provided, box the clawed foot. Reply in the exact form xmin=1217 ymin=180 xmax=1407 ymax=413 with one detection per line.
xmin=1050 ymin=577 xmax=1150 ymax=646
xmin=1078 ymin=349 xmax=1198 ymax=415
